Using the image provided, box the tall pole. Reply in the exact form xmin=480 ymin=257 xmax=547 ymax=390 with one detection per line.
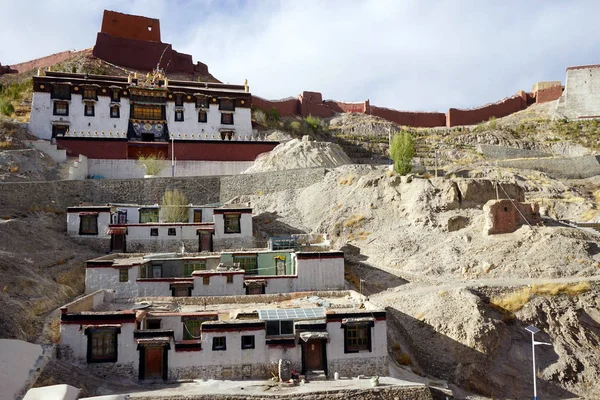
xmin=532 ymin=332 xmax=537 ymax=400
xmin=388 ymin=128 xmax=392 ymax=169
xmin=171 ymin=134 xmax=175 ymax=177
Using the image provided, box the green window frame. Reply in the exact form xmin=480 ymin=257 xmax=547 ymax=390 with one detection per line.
xmin=183 ymin=261 xmax=206 ymax=277
xmin=139 ymin=208 xmax=159 ymax=223
xmin=233 ymin=256 xmax=258 ymax=275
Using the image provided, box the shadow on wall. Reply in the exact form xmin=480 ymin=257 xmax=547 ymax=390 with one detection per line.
xmin=385 ymin=307 xmax=576 ymax=399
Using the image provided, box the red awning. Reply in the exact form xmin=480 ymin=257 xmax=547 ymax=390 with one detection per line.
xmin=107 ymin=227 xmax=127 ymax=234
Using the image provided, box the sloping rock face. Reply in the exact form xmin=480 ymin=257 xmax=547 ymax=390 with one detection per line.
xmin=244 ymin=136 xmax=352 ymax=173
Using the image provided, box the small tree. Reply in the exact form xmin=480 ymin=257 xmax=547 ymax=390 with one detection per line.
xmin=161 ymin=189 xmax=189 ymax=222
xmin=390 ymin=131 xmax=415 ymax=175
xmin=138 ymin=153 xmax=165 ymax=176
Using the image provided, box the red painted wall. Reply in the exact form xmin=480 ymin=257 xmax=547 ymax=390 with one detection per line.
xmin=324 ymin=100 xmax=369 ymax=114
xmin=536 ymin=85 xmax=563 ymax=104
xmin=371 ymin=106 xmax=446 ymax=128
xmin=56 ymin=138 xmax=128 ymax=159
xmin=101 ymin=10 xmax=161 ymax=42
xmin=170 ymin=141 xmax=278 ymax=161
xmin=57 ymin=138 xmax=278 ymax=161
xmin=299 ymin=91 xmax=335 ymax=118
xmin=446 ymin=94 xmax=527 ymax=127
xmin=6 ymin=50 xmax=81 ymax=74
xmin=252 ymin=96 xmax=299 ymax=117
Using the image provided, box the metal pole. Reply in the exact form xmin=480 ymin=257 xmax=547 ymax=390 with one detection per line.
xmin=388 ymin=128 xmax=392 ymax=169
xmin=532 ymin=332 xmax=537 ymax=400
xmin=171 ymin=135 xmax=175 ymax=177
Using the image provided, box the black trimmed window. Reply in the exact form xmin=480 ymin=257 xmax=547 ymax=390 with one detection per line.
xmin=198 ymin=111 xmax=207 ymax=123
xmin=203 ymin=276 xmax=210 ymax=285
xmin=226 ymin=275 xmax=234 ymax=284
xmin=87 ymin=328 xmax=118 ymax=363
xmin=84 ymin=103 xmax=95 ymax=117
xmin=221 ymin=113 xmax=234 ymax=125
xmin=110 ymin=105 xmax=120 ymax=118
xmin=344 ymin=324 xmax=372 ymax=353
xmin=183 ymin=320 xmax=201 ymax=340
xmin=241 ymin=335 xmax=255 ymax=349
xmin=212 ymin=336 xmax=226 ymax=351
xmin=53 ymin=101 xmax=69 ymax=116
xmin=193 ymin=209 xmax=202 ymax=223
xmin=266 ymin=320 xmax=294 ymax=336
xmin=150 ymin=228 xmax=159 ymax=236
xmin=196 ymin=96 xmax=208 ymax=109
xmin=140 ymin=209 xmax=159 ymax=223
xmin=147 ymin=319 xmax=161 ymax=329
xmin=175 ymin=94 xmax=184 ymax=106
xmin=233 ymin=255 xmax=257 ymax=275
xmin=219 ymin=98 xmax=234 ymax=111
xmin=79 ymin=214 xmax=98 ymax=235
xmin=119 ymin=269 xmax=128 ymax=282
xmin=224 ymin=213 xmax=241 ymax=233
xmin=175 ymin=110 xmax=184 ymax=122
xmin=83 ymin=87 xmax=97 ymax=100
xmin=168 ymin=228 xmax=176 ymax=236
xmin=111 ymin=89 xmax=120 ymax=102
xmin=51 ymin=84 xmax=70 ymax=100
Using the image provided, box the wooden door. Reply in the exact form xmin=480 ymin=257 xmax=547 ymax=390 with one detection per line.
xmin=199 ymin=231 xmax=212 ymax=252
xmin=305 ymin=340 xmax=323 ymax=370
xmin=145 ymin=347 xmax=163 ymax=378
xmin=111 ymin=234 xmax=126 ymax=252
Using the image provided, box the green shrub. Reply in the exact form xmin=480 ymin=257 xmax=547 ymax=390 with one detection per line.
xmin=0 ymin=100 xmax=14 ymax=116
xmin=290 ymin=121 xmax=302 ymax=134
xmin=138 ymin=153 xmax=165 ymax=176
xmin=390 ymin=131 xmax=415 ymax=176
xmin=269 ymin=107 xmax=280 ymax=122
xmin=161 ymin=189 xmax=189 ymax=222
xmin=304 ymin=115 xmax=321 ymax=131
xmin=488 ymin=116 xmax=497 ymax=129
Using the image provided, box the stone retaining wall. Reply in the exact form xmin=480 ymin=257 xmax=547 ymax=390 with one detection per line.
xmin=497 ymin=156 xmax=600 ymax=179
xmin=477 ymin=144 xmax=551 ymax=160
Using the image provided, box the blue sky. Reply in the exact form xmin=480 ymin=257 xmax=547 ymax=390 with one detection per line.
xmin=2 ymin=0 xmax=600 ymax=112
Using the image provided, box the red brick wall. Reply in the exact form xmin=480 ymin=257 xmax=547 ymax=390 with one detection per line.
xmin=324 ymin=100 xmax=369 ymax=114
xmin=101 ymin=10 xmax=161 ymax=42
xmin=56 ymin=138 xmax=128 ymax=159
xmin=252 ymin=96 xmax=299 ymax=117
xmin=536 ymin=85 xmax=563 ymax=103
xmin=446 ymin=94 xmax=527 ymax=127
xmin=371 ymin=106 xmax=447 ymax=128
xmin=299 ymin=91 xmax=335 ymax=118
xmin=7 ymin=50 xmax=81 ymax=74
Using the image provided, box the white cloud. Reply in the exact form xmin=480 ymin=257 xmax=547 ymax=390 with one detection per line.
xmin=3 ymin=0 xmax=600 ymax=111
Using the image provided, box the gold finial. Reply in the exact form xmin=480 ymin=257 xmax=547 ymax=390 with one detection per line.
xmin=244 ymin=79 xmax=249 ymax=93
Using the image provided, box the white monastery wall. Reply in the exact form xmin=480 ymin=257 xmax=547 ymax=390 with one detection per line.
xmin=66 ymin=211 xmax=111 ymax=238
xmin=29 ymin=92 xmax=53 ymax=140
xmin=294 ymin=257 xmax=345 ymax=292
xmin=556 ymin=66 xmax=600 ymax=119
xmin=212 ymin=213 xmax=253 ymax=239
xmin=191 ymin=273 xmax=245 ymax=296
xmin=165 ymin=103 xmax=252 ymax=140
xmin=86 ymin=160 xmax=252 ymax=179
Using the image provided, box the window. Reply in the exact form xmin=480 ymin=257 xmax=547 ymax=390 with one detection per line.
xmin=184 ymin=261 xmax=206 ymax=277
xmin=212 ymin=336 xmax=226 ymax=351
xmin=150 ymin=228 xmax=159 ymax=237
xmin=51 ymin=84 xmax=70 ymax=100
xmin=139 ymin=209 xmax=159 ymax=223
xmin=221 ymin=113 xmax=234 ymax=125
xmin=147 ymin=319 xmax=161 ymax=329
xmin=193 ymin=209 xmax=202 ymax=223
xmin=183 ymin=320 xmax=201 ymax=340
xmin=175 ymin=94 xmax=184 ymax=106
xmin=224 ymin=214 xmax=241 ymax=234
xmin=79 ymin=214 xmax=98 ymax=235
xmin=51 ymin=124 xmax=68 ymax=138
xmin=241 ymin=335 xmax=255 ymax=349
xmin=203 ymin=276 xmax=210 ymax=285
xmin=226 ymin=275 xmax=234 ymax=284
xmin=168 ymin=228 xmax=176 ymax=236
xmin=233 ymin=256 xmax=258 ymax=275
xmin=266 ymin=320 xmax=294 ymax=336
xmin=132 ymin=105 xmax=163 ymax=120
xmin=83 ymin=87 xmax=97 ymax=100
xmin=198 ymin=111 xmax=207 ymax=123
xmin=53 ymin=101 xmax=69 ymax=116
xmin=344 ymin=325 xmax=371 ymax=353
xmin=119 ymin=268 xmax=128 ymax=282
xmin=88 ymin=329 xmax=117 ymax=363
xmin=175 ymin=110 xmax=184 ymax=122
xmin=219 ymin=98 xmax=235 ymax=111
xmin=196 ymin=96 xmax=208 ymax=109
xmin=110 ymin=105 xmax=120 ymax=118
xmin=84 ymin=103 xmax=95 ymax=117
xmin=111 ymin=89 xmax=120 ymax=102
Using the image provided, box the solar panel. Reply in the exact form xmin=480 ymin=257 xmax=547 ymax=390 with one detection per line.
xmin=258 ymin=307 xmax=326 ymax=321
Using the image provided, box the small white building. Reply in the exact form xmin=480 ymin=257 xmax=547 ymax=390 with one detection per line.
xmin=84 ymin=250 xmax=345 ymax=298
xmin=66 ymin=204 xmax=254 ymax=253
xmin=58 ymin=290 xmax=388 ymax=381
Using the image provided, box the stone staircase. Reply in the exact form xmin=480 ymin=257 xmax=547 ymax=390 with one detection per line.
xmin=306 ymin=370 xmax=327 ymax=381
